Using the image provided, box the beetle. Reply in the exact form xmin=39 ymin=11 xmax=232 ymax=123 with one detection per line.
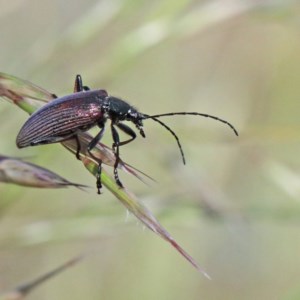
xmin=16 ymin=75 xmax=238 ymax=193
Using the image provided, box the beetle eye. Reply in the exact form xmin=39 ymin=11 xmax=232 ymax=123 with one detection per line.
xmin=126 ymin=110 xmax=133 ymax=118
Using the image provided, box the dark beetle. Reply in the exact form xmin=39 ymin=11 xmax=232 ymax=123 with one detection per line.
xmin=17 ymin=75 xmax=238 ymax=193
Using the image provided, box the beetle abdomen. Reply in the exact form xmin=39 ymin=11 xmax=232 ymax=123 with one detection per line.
xmin=16 ymin=92 xmax=104 ymax=148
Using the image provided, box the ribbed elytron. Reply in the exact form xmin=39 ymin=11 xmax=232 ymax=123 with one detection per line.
xmin=16 ymin=75 xmax=238 ymax=193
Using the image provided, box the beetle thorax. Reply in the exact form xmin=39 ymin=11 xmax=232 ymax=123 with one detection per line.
xmin=107 ymin=97 xmax=136 ymax=121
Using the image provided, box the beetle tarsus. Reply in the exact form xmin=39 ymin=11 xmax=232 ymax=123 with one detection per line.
xmin=111 ymin=124 xmax=125 ymax=189
xmin=113 ymin=145 xmax=124 ymax=189
xmin=114 ymin=166 xmax=124 ymax=188
xmin=87 ymin=148 xmax=103 ymax=194
xmin=96 ymin=163 xmax=102 ymax=194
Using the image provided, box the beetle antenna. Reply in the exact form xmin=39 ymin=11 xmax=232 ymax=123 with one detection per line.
xmin=143 ymin=115 xmax=186 ymax=165
xmin=146 ymin=112 xmax=238 ymax=136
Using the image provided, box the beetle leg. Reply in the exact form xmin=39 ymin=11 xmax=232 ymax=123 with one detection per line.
xmin=95 ymin=163 xmax=102 ymax=194
xmin=74 ymin=75 xmax=84 ymax=92
xmin=116 ymin=123 xmax=137 ymax=146
xmin=74 ymin=74 xmax=91 ymax=93
xmin=88 ymin=127 xmax=106 ymax=151
xmin=74 ymin=135 xmax=81 ymax=160
xmin=110 ymin=123 xmax=137 ymax=188
xmin=110 ymin=124 xmax=124 ymax=188
xmin=87 ymin=126 xmax=106 ymax=194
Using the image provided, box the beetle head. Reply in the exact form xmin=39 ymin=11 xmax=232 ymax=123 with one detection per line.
xmin=107 ymin=97 xmax=131 ymax=118
xmin=107 ymin=96 xmax=146 ymax=137
xmin=129 ymin=110 xmax=146 ymax=138
xmin=123 ymin=106 xmax=146 ymax=138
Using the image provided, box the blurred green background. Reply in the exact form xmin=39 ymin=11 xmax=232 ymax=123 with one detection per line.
xmin=1 ymin=0 xmax=300 ymax=299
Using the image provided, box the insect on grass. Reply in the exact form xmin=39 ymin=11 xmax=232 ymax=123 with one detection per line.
xmin=16 ymin=75 xmax=238 ymax=193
